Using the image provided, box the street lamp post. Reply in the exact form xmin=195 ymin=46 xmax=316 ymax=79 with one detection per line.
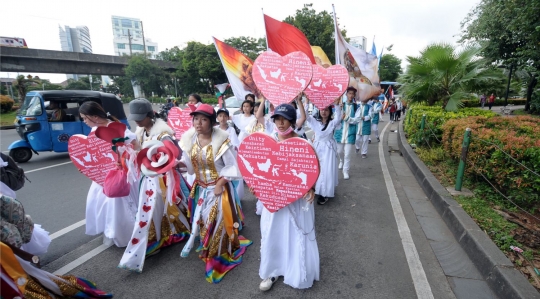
xmin=504 ymin=64 xmax=513 ymax=107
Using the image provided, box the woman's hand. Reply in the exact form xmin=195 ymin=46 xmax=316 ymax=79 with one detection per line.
xmin=248 ymin=186 xmax=256 ymax=196
xmin=214 ymin=186 xmax=225 ymax=196
xmin=304 ymin=188 xmax=315 ymax=204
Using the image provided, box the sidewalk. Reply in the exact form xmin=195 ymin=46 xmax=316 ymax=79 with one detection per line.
xmin=391 ymin=116 xmax=539 ymax=298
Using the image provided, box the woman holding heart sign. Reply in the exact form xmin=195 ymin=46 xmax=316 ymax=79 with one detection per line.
xmin=178 ymin=104 xmax=251 ymax=283
xmin=79 ymin=101 xmax=140 ymax=248
xmin=304 ymin=97 xmax=342 ymax=205
xmin=256 ymin=103 xmax=320 ymax=292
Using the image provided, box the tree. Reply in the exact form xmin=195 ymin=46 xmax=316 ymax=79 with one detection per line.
xmin=460 ymin=0 xmax=540 ymax=111
xmin=124 ymin=54 xmax=168 ymax=97
xmin=27 ymin=80 xmax=63 ymax=92
xmin=108 ymin=76 xmax=134 ymax=97
xmin=399 ymin=43 xmax=505 ymax=111
xmin=13 ymin=75 xmax=41 ymax=103
xmin=181 ymin=41 xmax=226 ymax=94
xmin=284 ymin=3 xmax=348 ymax=63
xmin=379 ymin=54 xmax=402 ymax=82
xmin=224 ymin=36 xmax=266 ymax=61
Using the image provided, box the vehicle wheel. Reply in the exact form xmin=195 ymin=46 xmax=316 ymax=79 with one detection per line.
xmin=9 ymin=148 xmax=32 ymax=163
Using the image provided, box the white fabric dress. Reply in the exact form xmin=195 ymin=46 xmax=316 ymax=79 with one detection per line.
xmin=85 ymin=126 xmax=139 ymax=247
xmin=306 ymin=104 xmax=341 ymax=198
xmin=233 ymin=114 xmax=255 ymax=142
xmin=259 ymin=133 xmax=320 ymax=289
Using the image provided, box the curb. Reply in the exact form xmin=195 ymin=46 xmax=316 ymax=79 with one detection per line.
xmin=397 ymin=122 xmax=540 ymax=299
xmin=0 ymin=125 xmax=15 ymax=130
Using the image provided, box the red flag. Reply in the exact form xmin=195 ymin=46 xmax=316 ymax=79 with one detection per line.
xmin=264 ymin=14 xmax=316 ymax=64
xmin=388 ymin=85 xmax=394 ymax=99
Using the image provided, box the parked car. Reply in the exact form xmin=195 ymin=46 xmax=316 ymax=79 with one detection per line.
xmin=215 ymin=96 xmax=243 ymax=115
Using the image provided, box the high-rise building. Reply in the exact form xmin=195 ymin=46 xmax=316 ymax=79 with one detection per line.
xmin=349 ymin=36 xmax=367 ymax=52
xmin=111 ymin=16 xmax=158 ymax=58
xmin=59 ymin=25 xmax=92 ymax=80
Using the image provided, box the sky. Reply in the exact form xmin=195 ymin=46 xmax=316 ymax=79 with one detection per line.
xmin=0 ymin=0 xmax=479 ymax=83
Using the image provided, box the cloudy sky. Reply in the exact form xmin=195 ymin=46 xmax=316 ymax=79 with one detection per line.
xmin=1 ymin=0 xmax=479 ymax=83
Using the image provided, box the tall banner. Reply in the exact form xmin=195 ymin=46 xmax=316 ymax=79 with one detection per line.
xmin=263 ymin=14 xmax=316 ymax=64
xmin=333 ymin=6 xmax=380 ymax=101
xmin=213 ymin=37 xmax=262 ymax=100
xmin=311 ymin=46 xmax=332 ymax=68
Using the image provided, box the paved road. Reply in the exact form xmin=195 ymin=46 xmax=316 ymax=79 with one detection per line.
xmin=1 ymin=110 xmax=496 ymax=298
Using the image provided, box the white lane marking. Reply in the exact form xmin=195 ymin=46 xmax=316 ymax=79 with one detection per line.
xmin=53 ymin=243 xmax=112 ymax=275
xmin=49 ymin=219 xmax=86 ymax=240
xmin=379 ymin=123 xmax=434 ymax=299
xmin=25 ymin=161 xmax=72 ymax=173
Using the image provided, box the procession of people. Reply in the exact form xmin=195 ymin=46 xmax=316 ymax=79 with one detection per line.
xmin=1 ymin=51 xmax=400 ymax=296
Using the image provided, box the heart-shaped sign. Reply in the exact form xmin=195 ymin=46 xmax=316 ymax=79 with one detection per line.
xmin=252 ymin=51 xmax=313 ymax=106
xmin=304 ymin=64 xmax=349 ymax=110
xmin=167 ymin=107 xmax=192 ymax=139
xmin=68 ymin=132 xmax=119 ymax=186
xmin=236 ymin=132 xmax=320 ymax=213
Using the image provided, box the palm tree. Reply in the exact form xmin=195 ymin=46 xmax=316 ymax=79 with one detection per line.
xmin=13 ymin=75 xmax=41 ymax=103
xmin=399 ymin=43 xmax=504 ymax=111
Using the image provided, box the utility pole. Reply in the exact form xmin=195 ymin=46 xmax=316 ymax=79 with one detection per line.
xmin=128 ymin=29 xmax=133 ymax=56
xmin=504 ymin=64 xmax=513 ymax=107
xmin=141 ymin=21 xmax=147 ymax=57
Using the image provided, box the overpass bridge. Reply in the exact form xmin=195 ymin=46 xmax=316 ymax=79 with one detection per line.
xmin=0 ymin=47 xmax=178 ymax=76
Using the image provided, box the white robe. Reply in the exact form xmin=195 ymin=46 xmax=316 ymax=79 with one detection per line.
xmin=306 ymin=105 xmax=341 ymax=197
xmin=233 ymin=114 xmax=256 ymax=142
xmin=259 ymin=133 xmax=320 ymax=289
xmin=85 ymin=125 xmax=139 ymax=247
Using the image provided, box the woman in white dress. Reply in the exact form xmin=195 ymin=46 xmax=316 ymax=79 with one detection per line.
xmin=257 ymin=103 xmax=319 ymax=291
xmin=179 ymin=104 xmax=251 ymax=283
xmin=79 ymin=101 xmax=139 ymax=247
xmin=233 ymin=100 xmax=256 ymax=142
xmin=304 ymin=98 xmax=342 ymax=205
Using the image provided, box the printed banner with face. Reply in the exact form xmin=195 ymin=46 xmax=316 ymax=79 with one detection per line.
xmin=311 ymin=46 xmax=332 ymax=69
xmin=334 ymin=20 xmax=380 ymax=101
xmin=213 ymin=37 xmax=262 ymax=101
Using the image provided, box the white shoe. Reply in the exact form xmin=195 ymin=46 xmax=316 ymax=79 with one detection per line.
xmin=343 ymin=172 xmax=350 ymax=180
xmin=338 ymin=161 xmax=343 ymax=169
xmin=260 ymin=277 xmax=277 ymax=291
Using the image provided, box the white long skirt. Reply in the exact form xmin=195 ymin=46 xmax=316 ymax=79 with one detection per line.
xmin=259 ymin=198 xmax=319 ymax=289
xmin=313 ymin=141 xmax=339 ymax=197
xmin=20 ymin=224 xmax=51 ymax=256
xmin=85 ymin=181 xmax=139 ymax=247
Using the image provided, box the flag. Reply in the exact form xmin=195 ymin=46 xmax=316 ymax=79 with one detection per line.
xmin=263 ymin=14 xmax=316 ymax=64
xmin=213 ymin=37 xmax=262 ymax=101
xmin=370 ymin=40 xmax=377 ymax=56
xmin=378 ymin=46 xmax=384 ymax=68
xmin=215 ymin=83 xmax=229 ymax=108
xmin=311 ymin=46 xmax=332 ymax=68
xmin=332 ymin=6 xmax=380 ymax=101
xmin=387 ymin=85 xmax=394 ymax=99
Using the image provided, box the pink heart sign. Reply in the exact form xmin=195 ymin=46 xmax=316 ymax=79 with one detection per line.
xmin=68 ymin=132 xmax=118 ymax=186
xmin=237 ymin=132 xmax=320 ymax=213
xmin=167 ymin=107 xmax=192 ymax=139
xmin=252 ymin=51 xmax=313 ymax=106
xmin=304 ymin=64 xmax=350 ymax=110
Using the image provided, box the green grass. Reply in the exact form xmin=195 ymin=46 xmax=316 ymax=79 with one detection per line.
xmin=0 ymin=111 xmax=17 ymax=127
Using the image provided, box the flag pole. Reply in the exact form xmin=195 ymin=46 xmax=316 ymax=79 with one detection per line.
xmin=262 ymin=8 xmax=269 ymax=50
xmin=332 ymin=4 xmax=339 ymax=65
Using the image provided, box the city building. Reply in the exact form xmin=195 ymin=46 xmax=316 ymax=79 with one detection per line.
xmin=111 ymin=16 xmax=158 ymax=58
xmin=349 ymin=36 xmax=367 ymax=52
xmin=59 ymin=25 xmax=92 ymax=80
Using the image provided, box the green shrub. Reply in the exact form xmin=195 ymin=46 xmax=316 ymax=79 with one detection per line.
xmin=461 ymin=98 xmax=527 ymax=108
xmin=442 ymin=116 xmax=540 ymax=207
xmin=404 ymin=106 xmax=496 ymax=146
xmin=0 ymin=95 xmax=14 ymax=113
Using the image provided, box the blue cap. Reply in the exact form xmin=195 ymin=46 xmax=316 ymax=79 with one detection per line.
xmin=271 ymin=104 xmax=296 ymax=122
xmin=216 ymin=107 xmax=229 ymax=116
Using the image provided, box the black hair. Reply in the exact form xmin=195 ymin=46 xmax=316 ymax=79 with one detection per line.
xmin=188 ymin=93 xmax=202 ymax=103
xmin=272 ymin=115 xmax=296 ymax=129
xmin=241 ymin=100 xmax=254 ymax=114
xmin=315 ymin=106 xmax=333 ymax=131
xmin=192 ymin=113 xmax=216 ymax=127
xmin=79 ymin=101 xmax=119 ymax=122
xmin=254 ymin=101 xmax=265 ymax=116
xmin=245 ymin=94 xmax=255 ymax=101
